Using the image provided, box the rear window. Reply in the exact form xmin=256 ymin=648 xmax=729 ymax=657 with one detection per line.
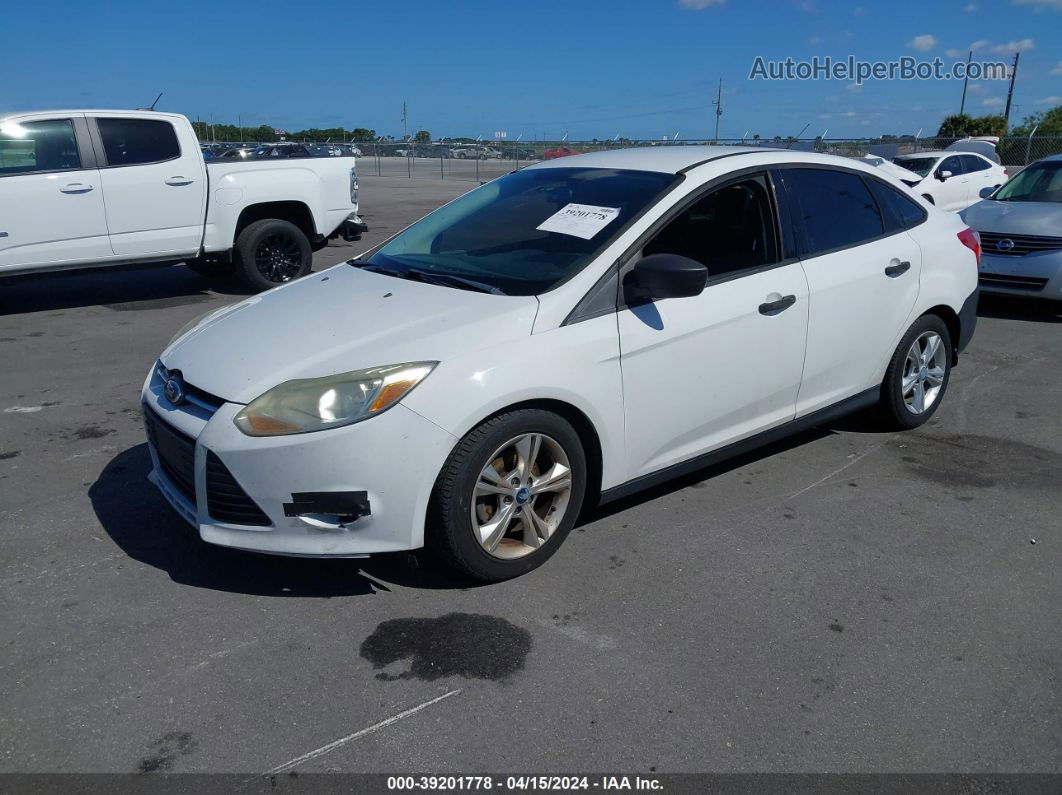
xmin=97 ymin=118 xmax=180 ymax=166
xmin=0 ymin=118 xmax=81 ymax=175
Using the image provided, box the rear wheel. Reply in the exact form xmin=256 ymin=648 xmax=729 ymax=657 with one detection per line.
xmin=428 ymin=409 xmax=586 ymax=581
xmin=234 ymin=218 xmax=312 ymax=292
xmin=878 ymin=315 xmax=952 ymax=429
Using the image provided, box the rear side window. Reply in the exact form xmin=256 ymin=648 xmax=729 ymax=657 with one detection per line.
xmin=960 ymin=154 xmax=990 ymax=173
xmin=97 ymin=118 xmax=180 ymax=166
xmin=784 ymin=168 xmax=884 ymax=255
xmin=0 ymin=118 xmax=81 ymax=175
xmin=867 ymin=177 xmax=927 ymax=231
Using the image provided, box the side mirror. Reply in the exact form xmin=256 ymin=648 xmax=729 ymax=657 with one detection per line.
xmin=979 ymin=186 xmax=995 ymax=199
xmin=631 ymin=253 xmax=708 ymax=300
xmin=936 ymin=169 xmax=953 ymax=181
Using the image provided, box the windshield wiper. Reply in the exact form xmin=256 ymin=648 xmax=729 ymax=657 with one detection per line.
xmin=356 ymin=262 xmax=505 ymax=295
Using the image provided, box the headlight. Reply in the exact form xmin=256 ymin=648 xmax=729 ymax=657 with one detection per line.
xmin=233 ymin=361 xmax=436 ymax=436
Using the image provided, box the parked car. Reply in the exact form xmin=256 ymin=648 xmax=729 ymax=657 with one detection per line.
xmin=144 ymin=146 xmax=978 ymax=580
xmin=961 ymin=154 xmax=1062 ymax=301
xmin=244 ymin=142 xmax=313 ymax=159
xmin=544 ymin=146 xmax=579 ymax=160
xmin=890 ymin=150 xmax=1007 ymax=211
xmin=218 ymin=146 xmax=257 ymax=159
xmin=0 ymin=110 xmax=366 ymax=291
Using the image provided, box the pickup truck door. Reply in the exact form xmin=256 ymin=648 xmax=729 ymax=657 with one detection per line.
xmin=90 ymin=114 xmax=207 ymax=258
xmin=0 ymin=115 xmax=112 ymax=271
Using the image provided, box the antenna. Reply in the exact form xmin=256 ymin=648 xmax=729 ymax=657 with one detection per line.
xmin=139 ymin=92 xmax=164 ymax=111
xmin=673 ymin=131 xmax=680 ymax=140
xmin=786 ymin=123 xmax=810 ymax=148
xmin=712 ymin=78 xmax=723 ymax=142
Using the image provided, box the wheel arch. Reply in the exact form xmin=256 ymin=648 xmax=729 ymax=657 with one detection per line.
xmin=234 ymin=201 xmax=316 ymax=247
xmin=923 ymin=303 xmax=962 ymax=364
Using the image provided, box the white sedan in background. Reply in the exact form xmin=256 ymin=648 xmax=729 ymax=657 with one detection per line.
xmin=144 ymin=146 xmax=980 ymax=581
xmin=890 ymin=150 xmax=1008 ymax=211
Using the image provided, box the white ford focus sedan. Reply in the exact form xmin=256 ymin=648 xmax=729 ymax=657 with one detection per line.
xmin=143 ymin=146 xmax=980 ymax=581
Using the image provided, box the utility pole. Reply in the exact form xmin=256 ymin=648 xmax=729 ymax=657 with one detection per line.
xmin=401 ymin=102 xmax=408 ymax=141
xmin=959 ymin=49 xmax=972 ymax=115
xmin=713 ymin=78 xmax=723 ymax=142
xmin=1003 ymin=52 xmax=1020 ymax=129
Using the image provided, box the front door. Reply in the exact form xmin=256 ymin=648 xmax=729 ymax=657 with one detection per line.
xmin=618 ymin=173 xmax=809 ymax=480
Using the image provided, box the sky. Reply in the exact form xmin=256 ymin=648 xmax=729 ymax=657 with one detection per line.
xmin=2 ymin=0 xmax=1060 ymax=140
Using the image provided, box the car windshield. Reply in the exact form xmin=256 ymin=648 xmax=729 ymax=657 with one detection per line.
xmin=893 ymin=157 xmax=937 ymax=177
xmin=361 ymin=167 xmax=678 ymax=295
xmin=992 ymin=161 xmax=1062 ymax=203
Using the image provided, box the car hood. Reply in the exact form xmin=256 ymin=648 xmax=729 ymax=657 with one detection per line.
xmin=961 ymin=200 xmax=1062 ymax=237
xmin=862 ymin=155 xmax=923 ymax=184
xmin=161 ymin=265 xmax=540 ymax=404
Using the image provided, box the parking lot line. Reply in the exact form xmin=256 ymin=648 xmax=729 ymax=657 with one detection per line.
xmin=260 ymin=689 xmax=462 ymax=776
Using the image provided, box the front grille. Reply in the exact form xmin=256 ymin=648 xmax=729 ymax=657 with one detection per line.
xmin=977 ymin=231 xmax=1062 ymax=258
xmin=143 ymin=409 xmax=196 ymax=503
xmin=155 ymin=362 xmax=225 ymax=415
xmin=205 ymin=451 xmax=271 ymax=526
xmin=979 ymin=273 xmax=1049 ymax=291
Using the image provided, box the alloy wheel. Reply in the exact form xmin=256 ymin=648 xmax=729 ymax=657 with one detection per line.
xmin=901 ymin=331 xmax=947 ymax=414
xmin=254 ymin=233 xmax=303 ymax=283
xmin=471 ymin=433 xmax=573 ymax=559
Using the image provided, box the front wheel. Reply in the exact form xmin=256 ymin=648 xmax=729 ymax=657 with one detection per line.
xmin=234 ymin=218 xmax=312 ymax=292
xmin=428 ymin=409 xmax=587 ymax=582
xmin=878 ymin=315 xmax=952 ymax=430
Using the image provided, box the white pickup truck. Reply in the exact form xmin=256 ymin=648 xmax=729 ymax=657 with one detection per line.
xmin=0 ymin=110 xmax=366 ymax=291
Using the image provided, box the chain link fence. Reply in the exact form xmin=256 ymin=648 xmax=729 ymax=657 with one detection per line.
xmin=199 ymin=135 xmax=1062 ymax=182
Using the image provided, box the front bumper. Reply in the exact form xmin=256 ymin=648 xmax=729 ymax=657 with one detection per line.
xmin=141 ymin=366 xmax=456 ymax=557
xmin=978 ymin=250 xmax=1062 ymax=300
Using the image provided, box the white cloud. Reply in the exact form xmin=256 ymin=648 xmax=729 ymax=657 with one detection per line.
xmin=907 ymin=34 xmax=937 ymax=52
xmin=846 ymin=82 xmax=863 ymax=92
xmin=968 ymin=83 xmax=986 ymax=93
xmin=990 ymin=38 xmax=1035 ymax=53
xmin=678 ymin=0 xmax=724 ymax=9
xmin=841 ymin=111 xmax=858 ymax=117
xmin=853 ymin=5 xmax=867 ymax=15
xmin=808 ymin=35 xmax=822 ymax=44
xmin=982 ymin=97 xmax=1005 ymax=108
xmin=946 ymin=48 xmax=964 ymax=57
xmin=1036 ymin=96 xmax=1062 ymax=104
xmin=963 ymin=3 xmax=978 ymax=10
xmin=1051 ymin=61 xmax=1062 ymax=75
xmin=797 ymin=1 xmax=816 ymax=12
xmin=1011 ymin=0 xmax=1062 ymax=9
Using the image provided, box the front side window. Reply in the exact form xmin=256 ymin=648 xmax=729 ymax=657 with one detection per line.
xmin=642 ymin=176 xmax=778 ymax=278
xmin=0 ymin=118 xmax=81 ymax=175
xmin=366 ymin=167 xmax=678 ymax=295
xmin=97 ymin=118 xmax=180 ymax=166
xmin=993 ymin=161 xmax=1062 ymax=203
xmin=939 ymin=156 xmax=964 ymax=176
xmin=784 ymin=168 xmax=884 ymax=255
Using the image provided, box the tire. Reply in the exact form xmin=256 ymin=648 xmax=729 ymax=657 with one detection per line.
xmin=234 ymin=218 xmax=312 ymax=292
xmin=428 ymin=409 xmax=587 ymax=582
xmin=878 ymin=314 xmax=952 ymax=430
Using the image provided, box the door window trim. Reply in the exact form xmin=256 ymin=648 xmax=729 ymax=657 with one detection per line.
xmin=87 ymin=116 xmax=183 ymax=169
xmin=0 ymin=116 xmax=98 ymax=177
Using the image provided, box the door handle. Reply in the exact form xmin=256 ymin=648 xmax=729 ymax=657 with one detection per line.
xmin=165 ymin=176 xmax=194 ymax=186
xmin=758 ymin=294 xmax=796 ymax=316
xmin=59 ymin=183 xmax=93 ymax=194
xmin=885 ymin=260 xmax=911 ymax=278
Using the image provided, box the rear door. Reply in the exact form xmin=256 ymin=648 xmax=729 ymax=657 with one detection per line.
xmin=960 ymin=154 xmax=997 ymax=201
xmin=779 ymin=166 xmax=922 ymax=416
xmin=91 ymin=115 xmax=207 ymax=258
xmin=0 ymin=115 xmax=112 ymax=270
xmin=618 ymin=171 xmax=809 ymax=479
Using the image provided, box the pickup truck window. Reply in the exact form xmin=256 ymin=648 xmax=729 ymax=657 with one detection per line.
xmin=0 ymin=119 xmax=81 ymax=176
xmin=97 ymin=118 xmax=180 ymax=167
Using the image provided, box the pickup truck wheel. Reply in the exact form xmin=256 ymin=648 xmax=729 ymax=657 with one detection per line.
xmin=235 ymin=219 xmax=312 ymax=292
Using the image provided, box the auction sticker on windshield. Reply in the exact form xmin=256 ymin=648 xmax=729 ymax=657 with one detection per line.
xmin=537 ymin=204 xmax=621 ymax=240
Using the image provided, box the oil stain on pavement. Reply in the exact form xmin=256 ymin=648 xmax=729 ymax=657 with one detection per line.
xmin=136 ymin=731 xmax=197 ymax=773
xmin=360 ymin=613 xmax=531 ymax=682
xmin=895 ymin=433 xmax=1062 ymax=491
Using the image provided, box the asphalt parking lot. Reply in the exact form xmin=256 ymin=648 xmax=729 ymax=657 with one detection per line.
xmin=1 ymin=175 xmax=1060 ymax=774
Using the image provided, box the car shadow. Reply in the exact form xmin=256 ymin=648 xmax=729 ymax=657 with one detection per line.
xmin=0 ymin=264 xmax=251 ymax=316
xmin=977 ymin=293 xmax=1061 ymax=324
xmin=90 ymin=444 xmax=476 ymax=597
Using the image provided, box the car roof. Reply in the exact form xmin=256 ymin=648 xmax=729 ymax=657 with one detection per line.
xmin=895 ymin=151 xmax=948 ymax=158
xmin=524 ymin=145 xmax=776 ymax=174
xmin=0 ymin=109 xmax=187 ymax=123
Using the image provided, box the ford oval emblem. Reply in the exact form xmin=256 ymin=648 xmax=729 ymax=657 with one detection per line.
xmin=164 ymin=375 xmax=185 ymax=405
xmin=996 ymin=238 xmax=1015 ymax=251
